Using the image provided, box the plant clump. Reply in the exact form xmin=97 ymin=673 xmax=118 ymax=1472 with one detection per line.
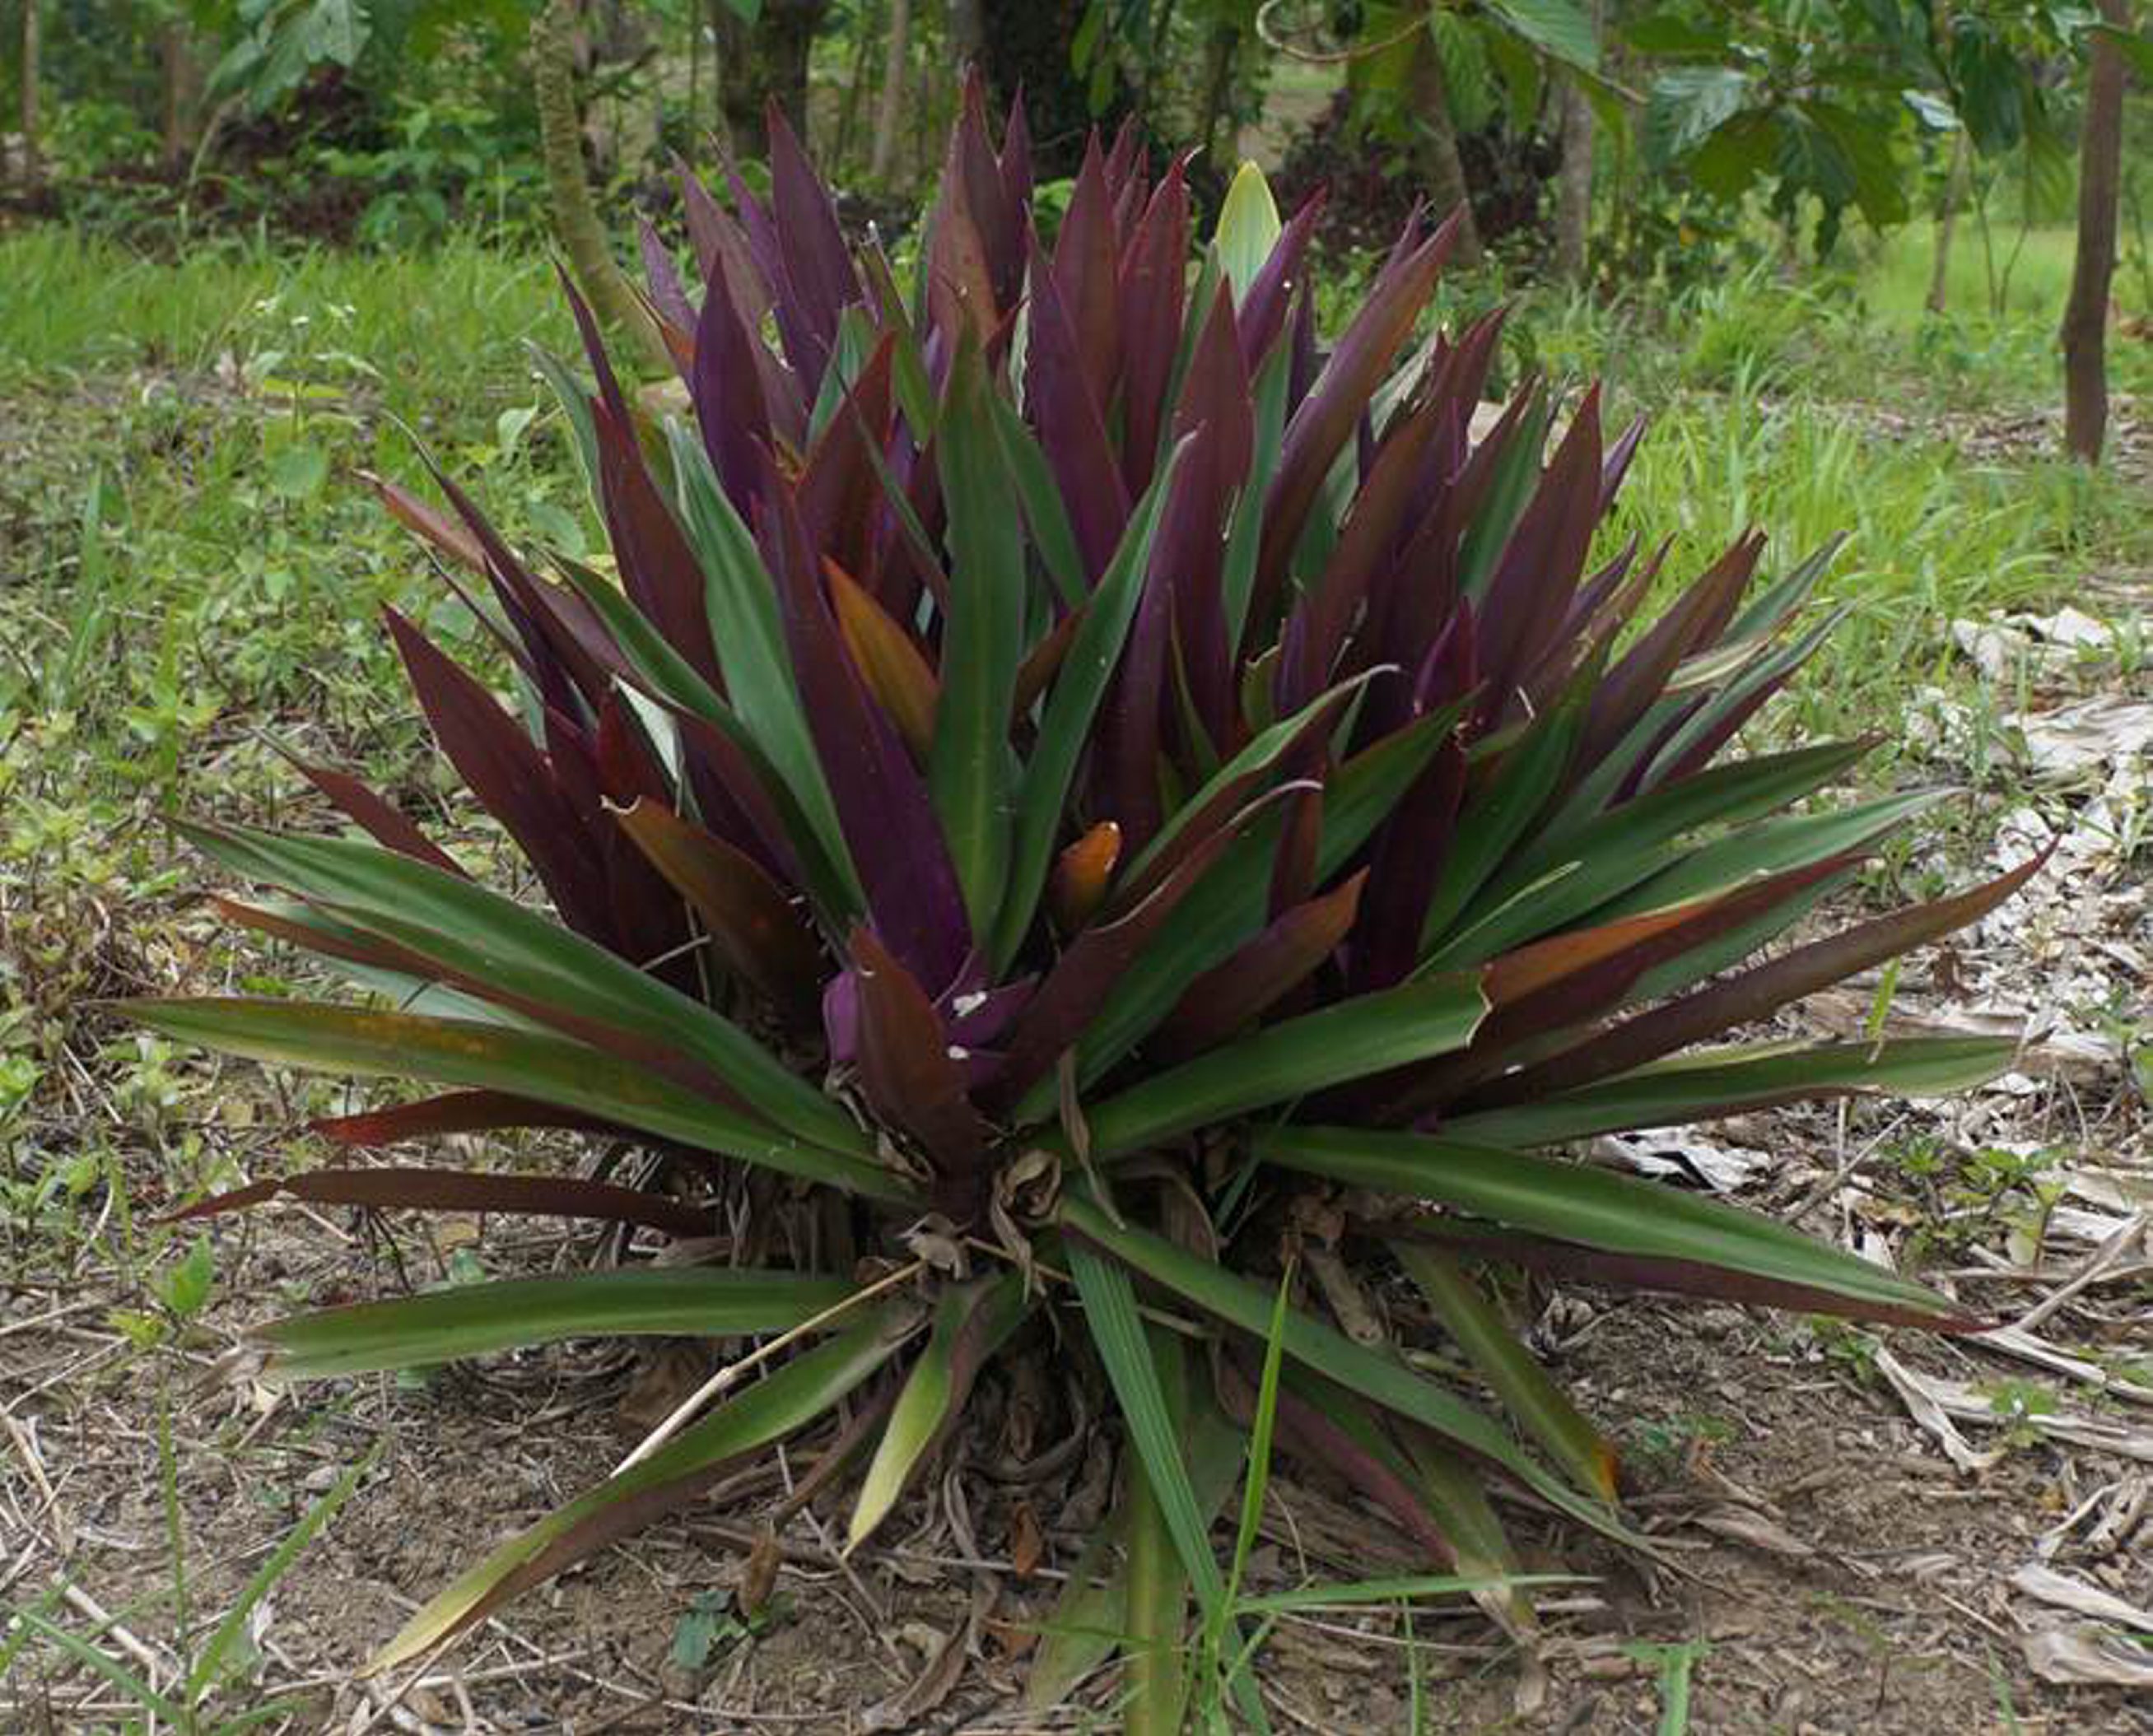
xmin=129 ymin=80 xmax=2037 ymax=1714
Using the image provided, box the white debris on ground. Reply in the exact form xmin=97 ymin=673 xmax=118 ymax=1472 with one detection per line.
xmin=1895 ymin=603 xmax=2151 ymax=1099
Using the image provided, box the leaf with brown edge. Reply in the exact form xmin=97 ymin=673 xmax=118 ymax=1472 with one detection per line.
xmin=1260 ymin=1124 xmax=1971 ymax=1325
xmin=1392 ymin=1241 xmax=1619 ymax=1502
xmin=165 ymin=1164 xmax=713 ymax=1240
xmin=848 ymin=926 xmax=992 ymax=1179
xmin=1371 ymin=851 xmax=1867 ymax=1122
xmin=210 ymin=894 xmax=438 ymax=980
xmin=120 ymin=996 xmax=913 ymax=1203
xmin=826 ymin=558 xmax=939 ymax=760
xmin=981 ymin=800 xmax=1275 ymax=1117
xmin=608 ymin=798 xmax=826 ymax=1031
xmin=309 ymin=1091 xmax=616 ymax=1148
xmin=1461 ymin=848 xmax=2051 ymax=1114
xmin=1011 ymin=603 xmax=1083 ymax=721
xmin=1386 ymin=1217 xmax=1984 ymax=1333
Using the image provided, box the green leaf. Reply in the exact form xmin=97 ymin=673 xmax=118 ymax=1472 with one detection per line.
xmin=1023 ymin=1389 xmax=1246 ymax=1711
xmin=929 ymin=343 xmax=1029 ymax=936
xmin=1443 ymin=1036 xmax=2018 ymax=1145
xmin=1024 ymin=710 xmax=1459 ymax=1107
xmin=1646 ymin=67 xmax=1754 ymax=165
xmin=1088 ymin=971 xmax=1488 ymax=1160
xmin=1392 ymin=1244 xmax=1616 ymax=1501
xmin=547 ymin=550 xmax=861 ymax=919
xmin=1116 ymin=665 xmax=1393 ymax=901
xmin=6 ymin=1610 xmax=186 ymax=1724
xmin=1235 ymin=1571 xmax=1568 ymax=1615
xmin=266 ymin=443 xmax=330 ymax=500
xmin=1213 ymin=162 xmax=1282 ymax=304
xmin=1221 ymin=1270 xmax=1293 ymax=1616
xmin=991 ymin=441 xmax=1187 ymax=971
xmin=846 ymin=1274 xmax=1028 ymax=1550
xmin=370 ymin=1317 xmax=906 ymax=1671
xmin=1221 ymin=339 xmax=1292 ymax=652
xmin=258 ymin=1268 xmax=860 ymax=1380
xmin=1067 ymin=1246 xmax=1226 ymax=1613
xmin=1065 ymin=1245 xmax=1269 ymax=1730
xmin=156 ymin=1235 xmax=215 ymax=1320
xmin=1259 ymin=1123 xmax=1969 ymax=1319
xmin=1419 ymin=699 xmax=1583 ymax=951
xmin=178 ymin=822 xmax=869 ymax=1164
xmin=189 ymin=1442 xmax=380 ymax=1699
xmin=1487 ymin=0 xmax=1600 ymax=71
xmin=1437 ymin=739 xmax=1871 ymax=966
xmin=989 ymin=391 xmax=1089 ymax=612
xmin=1060 ymin=1196 xmax=1629 ymax=1541
xmin=667 ymin=423 xmax=861 ymax=906
xmin=121 ymin=998 xmax=916 ymax=1203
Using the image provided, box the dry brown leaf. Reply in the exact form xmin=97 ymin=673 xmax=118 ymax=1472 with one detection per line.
xmin=2022 ymin=1623 xmax=2153 ymax=1687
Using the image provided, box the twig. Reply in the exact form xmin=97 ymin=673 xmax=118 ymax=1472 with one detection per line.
xmin=2010 ymin=1209 xmax=2150 ymax=1335
xmin=611 ymin=1258 xmax=925 ymax=1475
xmin=58 ymin=1582 xmax=175 ymax=1678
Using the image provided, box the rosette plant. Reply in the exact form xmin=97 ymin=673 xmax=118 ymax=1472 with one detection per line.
xmin=129 ymin=84 xmax=2034 ymax=1717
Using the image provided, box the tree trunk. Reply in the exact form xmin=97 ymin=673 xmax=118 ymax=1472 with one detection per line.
xmin=869 ymin=0 xmax=911 ymax=183
xmin=159 ymin=21 xmax=204 ymax=170
xmin=2061 ymin=0 xmax=2130 ymax=463
xmin=1408 ymin=28 xmax=1482 ymax=267
xmin=1550 ymin=0 xmax=1598 ymax=286
xmin=534 ymin=0 xmax=669 ymax=372
xmin=1927 ymin=127 xmax=1971 ymax=314
xmin=1553 ymin=85 xmax=1593 ymax=283
xmin=19 ymin=0 xmax=39 ymax=192
xmin=713 ymin=0 xmax=827 ymax=161
xmin=948 ymin=0 xmax=984 ymax=63
xmin=970 ymin=0 xmax=1101 ymax=177
xmin=1195 ymin=16 xmax=1242 ymax=175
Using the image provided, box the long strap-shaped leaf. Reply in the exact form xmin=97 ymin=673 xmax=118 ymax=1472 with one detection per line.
xmin=1065 ymin=1245 xmax=1270 ymax=1731
xmin=167 ymin=1165 xmax=711 ymax=1240
xmin=370 ymin=1315 xmax=906 ymax=1672
xmin=1086 ymin=971 xmax=1487 ymax=1161
xmin=1011 ymin=709 xmax=1461 ymax=1119
xmin=846 ymin=1273 xmax=1030 ymax=1550
xmin=990 ymin=439 xmax=1188 ymax=971
xmin=182 ymin=821 xmax=868 ymax=1162
xmin=1391 ymin=1244 xmax=1618 ymax=1502
xmin=929 ymin=341 xmax=1029 ymax=938
xmin=1258 ymin=1124 xmax=1964 ymax=1322
xmin=122 ymin=999 xmax=915 ymax=1204
xmin=258 ymin=1268 xmax=858 ymax=1380
xmin=1442 ymin=1036 xmax=2017 ymax=1146
xmin=1470 ymin=852 xmax=2045 ymax=1110
xmin=1060 ymin=1197 xmax=1629 ymax=1542
xmin=1431 ymin=738 xmax=1874 ymax=968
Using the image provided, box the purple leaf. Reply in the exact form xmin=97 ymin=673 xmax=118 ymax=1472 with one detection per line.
xmin=849 ymin=925 xmax=992 ymax=1189
xmin=1152 ymin=870 xmax=1366 ymax=1062
xmin=1116 ymin=163 xmax=1191 ymax=496
xmin=1024 ymin=231 xmax=1132 ymax=584
xmin=1250 ymin=212 xmax=1460 ymax=635
xmin=755 ymin=453 xmax=972 ymax=992
xmin=1462 ymin=849 xmax=2051 ymax=1114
